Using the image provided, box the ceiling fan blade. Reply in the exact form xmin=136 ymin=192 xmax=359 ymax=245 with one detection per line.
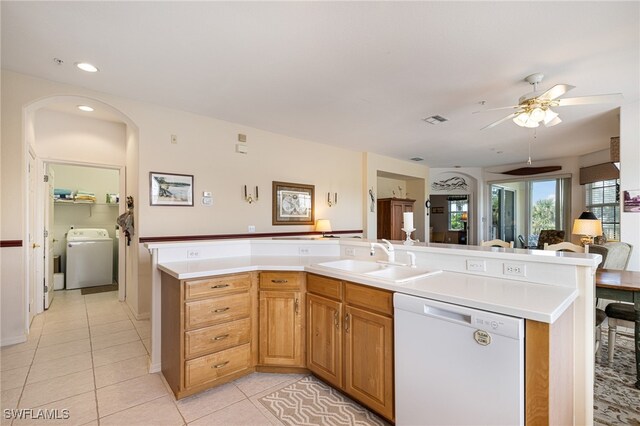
xmin=537 ymin=84 xmax=575 ymax=101
xmin=473 ymin=105 xmax=521 ymax=114
xmin=556 ymin=93 xmax=624 ymax=106
xmin=481 ymin=112 xmax=518 ymax=130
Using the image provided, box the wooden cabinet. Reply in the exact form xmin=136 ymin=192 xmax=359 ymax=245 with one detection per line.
xmin=259 ymin=272 xmax=305 ymax=367
xmin=306 ymin=274 xmax=394 ymax=422
xmin=377 ymin=198 xmax=415 ymax=240
xmin=161 ymin=271 xmax=257 ymax=399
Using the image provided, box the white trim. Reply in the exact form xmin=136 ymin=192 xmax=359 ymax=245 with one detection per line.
xmin=1 ymin=334 xmax=28 ymax=347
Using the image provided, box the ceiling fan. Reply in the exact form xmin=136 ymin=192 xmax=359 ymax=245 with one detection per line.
xmin=478 ymin=73 xmax=623 ymax=130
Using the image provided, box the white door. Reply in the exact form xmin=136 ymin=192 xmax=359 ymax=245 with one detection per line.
xmin=28 ymin=152 xmax=37 ymax=324
xmin=44 ymin=165 xmax=55 ymax=309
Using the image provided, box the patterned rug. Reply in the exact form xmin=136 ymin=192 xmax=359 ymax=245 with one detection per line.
xmin=259 ymin=376 xmax=389 ymax=426
xmin=595 ymin=331 xmax=640 ymax=425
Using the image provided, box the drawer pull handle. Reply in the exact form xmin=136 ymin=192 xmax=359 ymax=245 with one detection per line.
xmin=210 ymin=284 xmax=230 ymax=289
xmin=294 ymin=298 xmax=299 ymax=314
xmin=345 ymin=313 xmax=350 ymax=333
xmin=212 ymin=307 xmax=230 ymax=313
xmin=212 ymin=334 xmax=229 ymax=341
xmin=334 ymin=311 xmax=339 ymax=329
xmin=211 ymin=361 xmax=229 ymax=369
xmin=271 ymin=279 xmax=288 ymax=283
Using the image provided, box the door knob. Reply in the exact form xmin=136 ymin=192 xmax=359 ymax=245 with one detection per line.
xmin=32 ymin=243 xmax=41 ymax=249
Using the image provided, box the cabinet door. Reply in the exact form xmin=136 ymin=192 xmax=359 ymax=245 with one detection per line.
xmin=391 ymin=202 xmax=405 ymax=240
xmin=259 ymin=290 xmax=304 ymax=366
xmin=307 ymin=294 xmax=343 ymax=389
xmin=344 ymin=305 xmax=394 ymax=420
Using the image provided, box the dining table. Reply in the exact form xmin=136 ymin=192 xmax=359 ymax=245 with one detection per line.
xmin=595 ymin=268 xmax=640 ymax=389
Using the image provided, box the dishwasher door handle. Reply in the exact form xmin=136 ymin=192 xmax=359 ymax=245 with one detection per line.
xmin=423 ymin=305 xmax=472 ymax=325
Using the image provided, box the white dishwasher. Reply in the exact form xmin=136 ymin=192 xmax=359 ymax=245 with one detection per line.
xmin=394 ymin=293 xmax=524 ymax=426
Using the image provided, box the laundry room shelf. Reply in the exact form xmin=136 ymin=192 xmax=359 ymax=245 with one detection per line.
xmin=54 ymin=201 xmax=119 ymax=217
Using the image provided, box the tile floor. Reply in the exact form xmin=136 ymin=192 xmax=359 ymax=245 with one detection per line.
xmin=0 ymin=290 xmax=307 ymax=425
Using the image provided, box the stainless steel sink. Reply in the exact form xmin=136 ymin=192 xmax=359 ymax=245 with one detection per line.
xmin=314 ymin=259 xmax=442 ymax=283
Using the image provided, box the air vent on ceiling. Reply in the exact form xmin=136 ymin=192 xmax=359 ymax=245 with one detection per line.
xmin=423 ymin=115 xmax=448 ymax=125
xmin=410 ymin=157 xmax=424 ymax=162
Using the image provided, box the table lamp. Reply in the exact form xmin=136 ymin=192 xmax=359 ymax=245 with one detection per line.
xmin=572 ymin=211 xmax=603 ymax=246
xmin=315 ymin=219 xmax=332 ymax=237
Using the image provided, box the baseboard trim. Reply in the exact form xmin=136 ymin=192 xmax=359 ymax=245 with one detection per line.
xmin=149 ymin=362 xmax=162 ymax=374
xmin=1 ymin=334 xmax=27 ymax=347
xmin=134 ymin=311 xmax=150 ymax=321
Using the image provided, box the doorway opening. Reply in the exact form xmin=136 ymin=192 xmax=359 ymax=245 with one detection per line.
xmin=429 ymin=194 xmax=469 ymax=245
xmin=375 ymin=171 xmax=426 ymax=242
xmin=44 ymin=162 xmax=122 ymax=307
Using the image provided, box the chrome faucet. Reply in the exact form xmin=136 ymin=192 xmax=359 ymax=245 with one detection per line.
xmin=370 ymin=239 xmax=396 ymax=263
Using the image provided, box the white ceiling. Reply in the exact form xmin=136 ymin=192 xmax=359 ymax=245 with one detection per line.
xmin=2 ymin=2 xmax=638 ymax=167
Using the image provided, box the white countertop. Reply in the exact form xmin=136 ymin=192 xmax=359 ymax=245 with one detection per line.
xmin=158 ymin=255 xmax=577 ymax=323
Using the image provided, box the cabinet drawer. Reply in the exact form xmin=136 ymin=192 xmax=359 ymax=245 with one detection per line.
xmin=185 ymin=293 xmax=250 ymax=330
xmin=185 ymin=273 xmax=251 ymax=300
xmin=185 ymin=318 xmax=251 ymax=359
xmin=184 ymin=343 xmax=251 ymax=388
xmin=307 ymin=274 xmax=342 ymax=300
xmin=344 ymin=282 xmax=393 ymax=316
xmin=260 ymin=272 xmax=302 ymax=290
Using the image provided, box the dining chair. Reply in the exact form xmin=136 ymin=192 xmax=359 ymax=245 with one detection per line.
xmin=536 ymin=230 xmax=565 ymax=249
xmin=544 ymin=242 xmax=606 ymax=358
xmin=480 ymin=239 xmax=514 ymax=248
xmin=593 ymin=243 xmax=634 ymax=362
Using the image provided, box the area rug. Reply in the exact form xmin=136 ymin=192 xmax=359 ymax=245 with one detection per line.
xmin=594 ymin=331 xmax=640 ymax=425
xmin=80 ymin=284 xmax=118 ymax=295
xmin=259 ymin=376 xmax=389 ymax=426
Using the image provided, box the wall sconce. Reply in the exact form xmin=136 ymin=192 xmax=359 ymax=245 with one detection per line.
xmin=243 ymin=185 xmax=259 ymax=204
xmin=425 ymin=199 xmax=431 ymax=216
xmin=327 ymin=192 xmax=338 ymax=207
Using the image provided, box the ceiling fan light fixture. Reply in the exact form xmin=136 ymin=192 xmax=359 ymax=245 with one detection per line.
xmin=523 ymin=119 xmax=539 ymax=128
xmin=543 ymin=108 xmax=559 ymax=124
xmin=530 ymin=107 xmax=546 ymax=122
xmin=513 ymin=112 xmax=529 ymax=126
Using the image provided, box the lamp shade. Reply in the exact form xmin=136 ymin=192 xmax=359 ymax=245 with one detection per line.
xmin=315 ymin=219 xmax=332 ymax=233
xmin=572 ymin=212 xmax=603 ymax=237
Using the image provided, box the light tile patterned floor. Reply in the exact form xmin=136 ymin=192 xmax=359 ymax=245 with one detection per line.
xmin=0 ymin=290 xmax=306 ymax=425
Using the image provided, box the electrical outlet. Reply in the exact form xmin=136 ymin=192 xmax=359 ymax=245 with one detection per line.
xmin=503 ymin=263 xmax=526 ymax=277
xmin=187 ymin=249 xmax=200 ymax=259
xmin=466 ymin=259 xmax=486 ymax=272
xmin=299 ymin=247 xmax=310 ymax=255
xmin=345 ymin=248 xmax=356 ymax=257
xmin=248 ymin=225 xmax=256 ymax=233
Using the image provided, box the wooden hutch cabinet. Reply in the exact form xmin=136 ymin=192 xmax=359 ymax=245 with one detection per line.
xmin=377 ymin=198 xmax=415 ymax=240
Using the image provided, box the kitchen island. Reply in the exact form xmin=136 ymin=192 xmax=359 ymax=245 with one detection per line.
xmin=147 ymin=238 xmax=600 ymax=425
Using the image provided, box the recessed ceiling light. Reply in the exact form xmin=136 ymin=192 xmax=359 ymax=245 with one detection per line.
xmin=77 ymin=105 xmax=94 ymax=112
xmin=75 ymin=62 xmax=99 ymax=73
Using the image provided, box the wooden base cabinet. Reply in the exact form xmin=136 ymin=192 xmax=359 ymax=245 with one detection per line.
xmin=161 ymin=271 xmax=258 ymax=399
xmin=259 ymin=272 xmax=306 ymax=367
xmin=306 ymin=274 xmax=394 ymax=422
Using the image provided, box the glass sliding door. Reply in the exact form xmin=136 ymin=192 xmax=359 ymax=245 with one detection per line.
xmin=489 ymin=176 xmax=571 ymax=248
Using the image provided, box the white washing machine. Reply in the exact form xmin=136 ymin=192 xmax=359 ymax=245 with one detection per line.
xmin=66 ymin=228 xmax=113 ymax=289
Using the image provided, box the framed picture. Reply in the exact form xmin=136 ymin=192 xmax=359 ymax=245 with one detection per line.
xmin=623 ymin=190 xmax=640 ymax=212
xmin=272 ymin=181 xmax=315 ymax=225
xmin=431 ymin=206 xmax=444 ymax=214
xmin=149 ymin=172 xmax=194 ymax=206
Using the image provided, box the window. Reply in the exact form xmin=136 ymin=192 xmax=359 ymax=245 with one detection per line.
xmin=586 ymin=179 xmax=620 ymax=240
xmin=448 ymin=198 xmax=468 ymax=231
xmin=489 ymin=177 xmax=571 ymax=248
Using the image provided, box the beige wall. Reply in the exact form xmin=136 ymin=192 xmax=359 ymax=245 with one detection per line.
xmin=5 ymin=70 xmax=411 ymax=341
xmin=377 ymin=176 xmax=407 ymax=198
xmin=364 ymin=153 xmax=429 ymax=241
